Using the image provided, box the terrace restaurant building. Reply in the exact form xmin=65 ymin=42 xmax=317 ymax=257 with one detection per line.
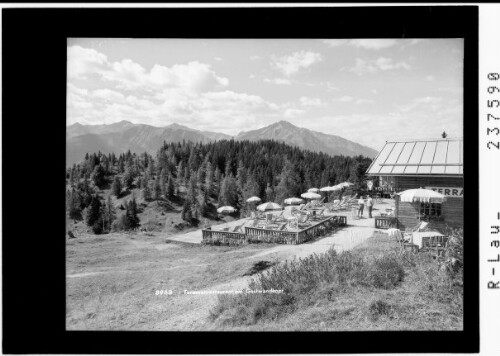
xmin=366 ymin=138 xmax=463 ymax=231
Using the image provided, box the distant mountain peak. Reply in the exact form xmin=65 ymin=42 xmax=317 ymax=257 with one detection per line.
xmin=168 ymin=123 xmax=191 ymax=130
xmin=274 ymin=120 xmax=296 ymax=127
xmin=235 ymin=121 xmax=377 ymax=158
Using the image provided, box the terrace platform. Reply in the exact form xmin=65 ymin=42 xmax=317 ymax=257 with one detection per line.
xmin=166 ymin=199 xmax=394 ymax=248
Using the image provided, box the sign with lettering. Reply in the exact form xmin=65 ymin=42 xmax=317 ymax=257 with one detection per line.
xmin=425 ymin=187 xmax=463 ymax=198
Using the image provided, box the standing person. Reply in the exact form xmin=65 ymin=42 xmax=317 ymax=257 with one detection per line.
xmin=358 ymin=196 xmax=365 ymax=217
xmin=366 ymin=195 xmax=374 ymax=218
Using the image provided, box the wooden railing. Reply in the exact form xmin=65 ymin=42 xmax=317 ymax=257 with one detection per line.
xmin=201 ymin=228 xmax=247 ymax=246
xmin=245 ymin=227 xmax=298 ymax=244
xmin=375 ymin=217 xmax=396 ymax=229
xmin=202 ymin=215 xmax=347 ymax=246
xmin=296 ymin=216 xmax=341 ymax=244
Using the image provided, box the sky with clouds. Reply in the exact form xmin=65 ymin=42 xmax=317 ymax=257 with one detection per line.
xmin=67 ymin=38 xmax=463 ymax=151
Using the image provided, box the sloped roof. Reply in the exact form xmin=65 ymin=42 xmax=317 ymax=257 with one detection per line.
xmin=366 ymin=138 xmax=463 ymax=176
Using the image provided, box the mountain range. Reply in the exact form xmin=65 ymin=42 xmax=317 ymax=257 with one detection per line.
xmin=66 ymin=120 xmax=377 ymax=165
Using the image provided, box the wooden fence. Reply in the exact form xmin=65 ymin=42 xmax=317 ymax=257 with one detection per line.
xmin=375 ymin=217 xmax=396 ymax=229
xmin=202 ymin=215 xmax=348 ymax=246
xmin=201 ymin=228 xmax=247 ymax=246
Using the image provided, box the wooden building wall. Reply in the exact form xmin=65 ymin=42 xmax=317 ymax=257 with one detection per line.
xmin=394 ymin=176 xmax=463 ymax=191
xmin=393 ymin=175 xmax=463 ymax=231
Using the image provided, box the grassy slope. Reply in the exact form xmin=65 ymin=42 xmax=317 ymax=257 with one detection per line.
xmin=67 ymin=185 xmax=228 ymax=236
xmin=209 ymin=232 xmax=463 ymax=331
xmin=66 ymin=233 xmax=279 ymax=330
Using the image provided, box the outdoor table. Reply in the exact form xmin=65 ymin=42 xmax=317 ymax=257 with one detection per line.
xmin=411 ymin=231 xmax=445 ymax=249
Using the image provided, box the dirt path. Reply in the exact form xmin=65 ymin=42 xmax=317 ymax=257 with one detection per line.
xmin=153 ymin=213 xmax=380 ymax=330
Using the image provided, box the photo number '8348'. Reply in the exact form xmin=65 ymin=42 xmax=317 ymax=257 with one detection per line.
xmin=487 ymin=73 xmax=500 ymax=150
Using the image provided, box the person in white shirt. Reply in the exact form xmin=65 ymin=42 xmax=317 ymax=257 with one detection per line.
xmin=358 ymin=196 xmax=365 ymax=217
xmin=366 ymin=196 xmax=374 ymax=218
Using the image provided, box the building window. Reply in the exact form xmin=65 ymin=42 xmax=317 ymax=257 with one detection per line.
xmin=419 ymin=202 xmax=442 ymax=218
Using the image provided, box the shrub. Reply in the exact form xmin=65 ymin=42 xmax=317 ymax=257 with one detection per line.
xmin=368 ymin=300 xmax=392 ymax=321
xmin=210 ymin=248 xmax=406 ymax=326
xmin=243 ymin=261 xmax=276 ymax=276
xmin=367 ymin=254 xmax=405 ymax=289
xmin=442 ymin=228 xmax=464 ymax=278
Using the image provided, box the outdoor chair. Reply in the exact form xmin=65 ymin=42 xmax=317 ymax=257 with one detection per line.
xmin=326 ymin=200 xmax=341 ymax=211
xmin=297 ymin=214 xmax=311 ymax=228
xmin=403 ymin=221 xmax=429 ymax=242
xmin=249 ymin=219 xmax=260 ymax=228
xmin=421 ymin=235 xmax=449 ymax=256
xmin=278 ymin=222 xmax=288 ymax=231
xmin=273 ymin=211 xmax=284 ymax=222
xmin=232 ymin=223 xmax=245 ymax=232
xmin=313 ymin=208 xmax=326 ymax=219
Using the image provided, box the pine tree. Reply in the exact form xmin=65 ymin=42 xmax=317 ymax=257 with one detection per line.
xmin=142 ymin=178 xmax=152 ymax=201
xmin=166 ymin=174 xmax=175 ymax=199
xmin=220 ymin=174 xmax=238 ymax=207
xmin=276 ymin=160 xmax=301 ymax=204
xmin=214 ymin=167 xmax=222 ymax=196
xmin=127 ymin=197 xmax=140 ymax=229
xmin=198 ymin=192 xmax=209 ymax=218
xmin=205 ymin=161 xmax=214 ymax=196
xmin=265 ymin=184 xmax=275 ymax=202
xmin=122 ymin=164 xmax=136 ymax=190
xmin=68 ymin=189 xmax=82 ymax=221
xmin=111 ymin=176 xmax=122 ymax=198
xmin=86 ymin=194 xmax=102 ymax=229
xmin=90 ymin=164 xmax=106 ymax=189
xmin=102 ymin=195 xmax=116 ymax=233
xmin=236 ymin=160 xmax=247 ymax=192
xmin=153 ymin=177 xmax=162 ymax=202
xmin=177 ymin=160 xmax=185 ymax=185
xmin=160 ymin=169 xmax=167 ymax=198
xmin=181 ymin=199 xmax=193 ymax=223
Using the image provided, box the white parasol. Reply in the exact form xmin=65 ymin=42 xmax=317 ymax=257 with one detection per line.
xmin=398 ymin=188 xmax=447 ymax=204
xmin=256 ymin=202 xmax=282 ymax=211
xmin=217 ymin=206 xmax=237 ymax=214
xmin=284 ymin=197 xmax=304 ymax=205
xmin=246 ymin=196 xmax=261 ymax=203
xmin=301 ymin=192 xmax=321 ymax=200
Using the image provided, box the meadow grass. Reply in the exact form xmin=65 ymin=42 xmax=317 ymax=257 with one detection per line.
xmin=209 ymin=231 xmax=463 ymax=331
xmin=66 ymin=233 xmax=279 ymax=330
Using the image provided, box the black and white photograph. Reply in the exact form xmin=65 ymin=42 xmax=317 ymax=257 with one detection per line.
xmin=3 ymin=4 xmax=488 ymax=354
xmin=65 ymin=37 xmax=465 ymax=331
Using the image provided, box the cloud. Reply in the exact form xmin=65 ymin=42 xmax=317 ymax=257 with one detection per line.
xmin=396 ymin=96 xmax=443 ymax=112
xmin=349 ymin=39 xmax=398 ymax=50
xmin=272 ymin=51 xmax=322 ymax=76
xmin=322 ymin=38 xmax=419 ymax=50
xmin=355 ymin=98 xmax=375 ymax=105
xmin=436 ymin=87 xmax=463 ymax=95
xmin=347 ymin=57 xmax=410 ymax=75
xmin=214 ymin=57 xmax=223 ymax=61
xmin=299 ymin=96 xmax=324 ymax=107
xmin=249 ymin=55 xmax=261 ymax=61
xmin=249 ymin=74 xmax=256 ymax=79
xmin=371 ymin=89 xmax=378 ymax=95
xmin=334 ymin=96 xmax=354 ymax=103
xmin=320 ymin=39 xmax=348 ymax=47
xmin=67 ymin=45 xmax=229 ymax=92
xmin=264 ymin=77 xmax=292 ymax=85
xmin=426 ymin=75 xmax=435 ymax=81
xmin=67 ymin=45 xmax=109 ymax=80
xmin=284 ymin=108 xmax=305 ymax=118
